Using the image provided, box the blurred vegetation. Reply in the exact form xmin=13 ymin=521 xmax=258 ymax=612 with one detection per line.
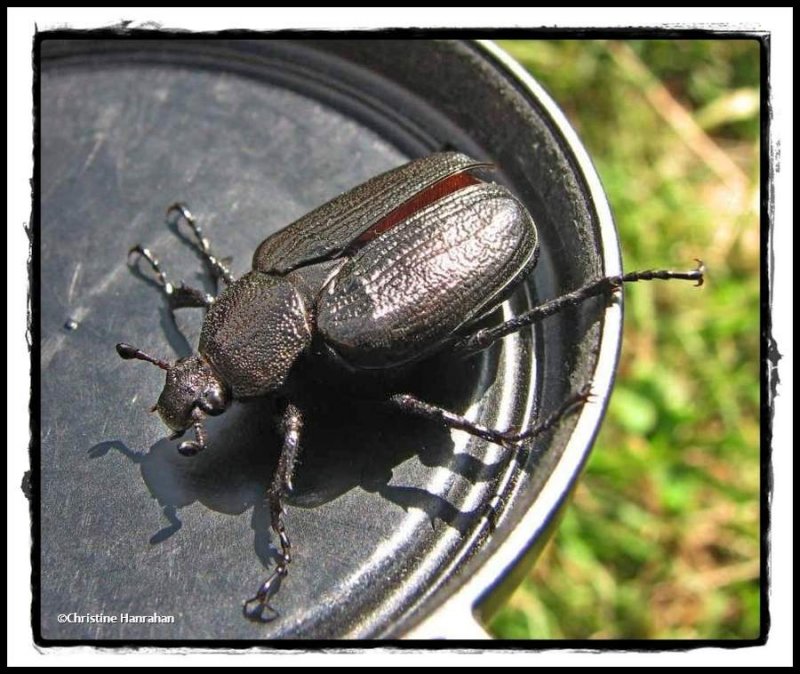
xmin=489 ymin=40 xmax=761 ymax=640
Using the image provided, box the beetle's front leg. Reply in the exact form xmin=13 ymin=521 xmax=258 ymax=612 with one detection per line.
xmin=128 ymin=245 xmax=215 ymax=313
xmin=244 ymin=402 xmax=303 ymax=623
xmin=454 ymin=260 xmax=705 ymax=356
xmin=166 ymin=203 xmax=235 ymax=288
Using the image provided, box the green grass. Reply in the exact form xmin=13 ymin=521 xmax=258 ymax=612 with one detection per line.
xmin=488 ymin=40 xmax=761 ymax=640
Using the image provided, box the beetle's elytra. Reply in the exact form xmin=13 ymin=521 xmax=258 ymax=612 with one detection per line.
xmin=117 ymin=152 xmax=704 ymax=622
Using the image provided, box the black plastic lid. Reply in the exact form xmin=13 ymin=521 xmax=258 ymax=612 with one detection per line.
xmin=37 ymin=38 xmax=621 ymax=640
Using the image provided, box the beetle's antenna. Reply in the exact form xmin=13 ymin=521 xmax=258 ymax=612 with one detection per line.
xmin=116 ymin=343 xmax=171 ymax=371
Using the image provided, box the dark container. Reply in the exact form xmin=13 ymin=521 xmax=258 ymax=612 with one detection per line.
xmin=38 ymin=39 xmax=621 ymax=639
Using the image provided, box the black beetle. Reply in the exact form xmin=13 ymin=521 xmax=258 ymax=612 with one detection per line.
xmin=117 ymin=152 xmax=704 ymax=621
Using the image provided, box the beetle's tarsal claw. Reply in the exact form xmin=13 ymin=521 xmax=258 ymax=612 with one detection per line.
xmin=693 ymin=259 xmax=706 ymax=287
xmin=127 ymin=245 xmax=173 ymax=292
xmin=165 ymin=201 xmax=235 ymax=285
xmin=242 ymin=568 xmax=285 ymax=623
xmin=242 ymin=595 xmax=279 ymax=623
xmin=127 ymin=244 xmax=147 ymax=263
xmin=165 ymin=202 xmax=194 ymax=226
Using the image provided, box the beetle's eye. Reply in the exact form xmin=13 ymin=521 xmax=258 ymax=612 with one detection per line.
xmin=198 ymin=387 xmax=226 ymax=415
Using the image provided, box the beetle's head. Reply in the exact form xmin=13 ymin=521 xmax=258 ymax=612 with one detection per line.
xmin=116 ymin=343 xmax=230 ymax=455
xmin=155 ymin=353 xmax=230 ymax=430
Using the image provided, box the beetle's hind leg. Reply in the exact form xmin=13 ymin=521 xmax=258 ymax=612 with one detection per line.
xmin=454 ymin=260 xmax=705 ymax=356
xmin=390 ymin=389 xmax=590 ymax=532
xmin=244 ymin=402 xmax=303 ymax=623
xmin=128 ymin=245 xmax=215 ymax=313
xmin=390 ymin=386 xmax=591 ymax=451
xmin=166 ymin=203 xmax=235 ymax=288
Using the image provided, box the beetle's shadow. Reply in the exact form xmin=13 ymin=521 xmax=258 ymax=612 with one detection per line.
xmin=89 ymin=345 xmax=511 ymax=565
xmin=286 ymin=348 xmax=514 ymax=533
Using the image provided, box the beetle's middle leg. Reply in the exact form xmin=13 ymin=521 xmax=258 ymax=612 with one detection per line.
xmin=244 ymin=402 xmax=303 ymax=622
xmin=454 ymin=260 xmax=705 ymax=356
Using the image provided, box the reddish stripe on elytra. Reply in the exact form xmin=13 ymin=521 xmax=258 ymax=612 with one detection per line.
xmin=349 ymin=171 xmax=481 ymax=250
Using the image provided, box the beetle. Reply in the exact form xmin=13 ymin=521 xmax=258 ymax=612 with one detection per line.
xmin=117 ymin=152 xmax=704 ymax=622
